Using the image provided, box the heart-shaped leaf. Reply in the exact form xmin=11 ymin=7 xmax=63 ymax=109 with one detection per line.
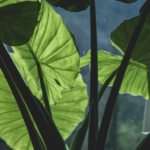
xmin=80 ymin=49 xmax=150 ymax=100
xmin=11 ymin=0 xmax=80 ymax=105
xmin=46 ymin=0 xmax=89 ymax=12
xmin=0 ymin=52 xmax=87 ymax=149
xmin=0 ymin=0 xmax=40 ymax=46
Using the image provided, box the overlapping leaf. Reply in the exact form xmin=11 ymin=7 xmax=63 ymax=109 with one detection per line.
xmin=80 ymin=49 xmax=150 ymax=100
xmin=0 ymin=53 xmax=39 ymax=150
xmin=50 ymin=72 xmax=88 ymax=140
xmin=0 ymin=53 xmax=88 ymax=149
xmin=140 ymin=0 xmax=150 ymax=30
xmin=0 ymin=0 xmax=40 ymax=45
xmin=46 ymin=0 xmax=89 ymax=12
xmin=11 ymin=0 xmax=80 ymax=105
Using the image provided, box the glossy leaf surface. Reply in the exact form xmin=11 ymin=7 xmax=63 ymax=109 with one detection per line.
xmin=11 ymin=0 xmax=80 ymax=105
xmin=46 ymin=0 xmax=89 ymax=12
xmin=80 ymin=49 xmax=150 ymax=100
xmin=0 ymin=0 xmax=40 ymax=46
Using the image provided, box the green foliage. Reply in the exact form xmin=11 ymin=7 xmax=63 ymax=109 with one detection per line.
xmin=46 ymin=0 xmax=90 ymax=12
xmin=81 ymin=49 xmax=150 ymax=100
xmin=0 ymin=0 xmax=40 ymax=46
xmin=11 ymin=0 xmax=80 ymax=105
xmin=0 ymin=0 xmax=150 ymax=150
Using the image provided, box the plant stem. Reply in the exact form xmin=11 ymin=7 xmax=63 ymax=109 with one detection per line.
xmin=135 ymin=133 xmax=150 ymax=150
xmin=37 ymin=62 xmax=52 ymax=116
xmin=34 ymin=96 xmax=66 ymax=150
xmin=70 ymin=68 xmax=118 ymax=150
xmin=0 ymin=56 xmax=46 ymax=150
xmin=0 ymin=41 xmax=66 ymax=150
xmin=26 ymin=43 xmax=52 ymax=116
xmin=94 ymin=1 xmax=150 ymax=150
xmin=88 ymin=0 xmax=98 ymax=149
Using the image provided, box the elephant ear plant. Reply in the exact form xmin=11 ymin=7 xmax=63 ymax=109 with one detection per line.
xmin=0 ymin=0 xmax=150 ymax=150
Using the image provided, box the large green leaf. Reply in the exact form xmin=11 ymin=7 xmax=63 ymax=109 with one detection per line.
xmin=46 ymin=0 xmax=89 ymax=12
xmin=0 ymin=53 xmax=41 ymax=150
xmin=0 ymin=0 xmax=40 ymax=46
xmin=11 ymin=0 xmax=80 ymax=105
xmin=110 ymin=15 xmax=150 ymax=63
xmin=0 ymin=53 xmax=87 ymax=149
xmin=80 ymin=49 xmax=150 ymax=100
xmin=50 ymin=72 xmax=88 ymax=140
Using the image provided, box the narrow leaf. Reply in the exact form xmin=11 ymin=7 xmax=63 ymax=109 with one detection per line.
xmin=135 ymin=133 xmax=150 ymax=150
xmin=95 ymin=1 xmax=150 ymax=149
xmin=0 ymin=54 xmax=45 ymax=150
xmin=70 ymin=66 xmax=118 ymax=150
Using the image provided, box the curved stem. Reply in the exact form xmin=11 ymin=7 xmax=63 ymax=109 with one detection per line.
xmin=0 ymin=41 xmax=66 ymax=150
xmin=37 ymin=62 xmax=52 ymax=116
xmin=0 ymin=56 xmax=46 ymax=150
xmin=70 ymin=68 xmax=118 ymax=150
xmin=94 ymin=1 xmax=150 ymax=149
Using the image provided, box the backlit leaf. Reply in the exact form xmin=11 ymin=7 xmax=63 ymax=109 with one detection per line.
xmin=0 ymin=53 xmax=87 ymax=149
xmin=11 ymin=0 xmax=80 ymax=105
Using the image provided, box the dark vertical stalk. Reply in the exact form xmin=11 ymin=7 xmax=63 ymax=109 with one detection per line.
xmin=88 ymin=0 xmax=98 ymax=149
xmin=94 ymin=1 xmax=150 ymax=150
xmin=70 ymin=68 xmax=118 ymax=150
xmin=34 ymin=96 xmax=67 ymax=150
xmin=37 ymin=62 xmax=52 ymax=116
xmin=0 ymin=56 xmax=46 ymax=150
xmin=27 ymin=43 xmax=51 ymax=116
xmin=0 ymin=41 xmax=66 ymax=150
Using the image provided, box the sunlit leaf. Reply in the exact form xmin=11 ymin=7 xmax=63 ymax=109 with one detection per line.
xmin=0 ymin=53 xmax=40 ymax=150
xmin=49 ymin=72 xmax=88 ymax=140
xmin=0 ymin=53 xmax=87 ymax=149
xmin=11 ymin=0 xmax=80 ymax=105
xmin=0 ymin=0 xmax=40 ymax=45
xmin=80 ymin=49 xmax=150 ymax=100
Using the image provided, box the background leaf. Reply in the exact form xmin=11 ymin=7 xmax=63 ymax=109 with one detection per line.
xmin=0 ymin=0 xmax=40 ymax=46
xmin=80 ymin=49 xmax=150 ymax=100
xmin=139 ymin=0 xmax=150 ymax=30
xmin=46 ymin=0 xmax=89 ymax=12
xmin=11 ymin=0 xmax=80 ymax=105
